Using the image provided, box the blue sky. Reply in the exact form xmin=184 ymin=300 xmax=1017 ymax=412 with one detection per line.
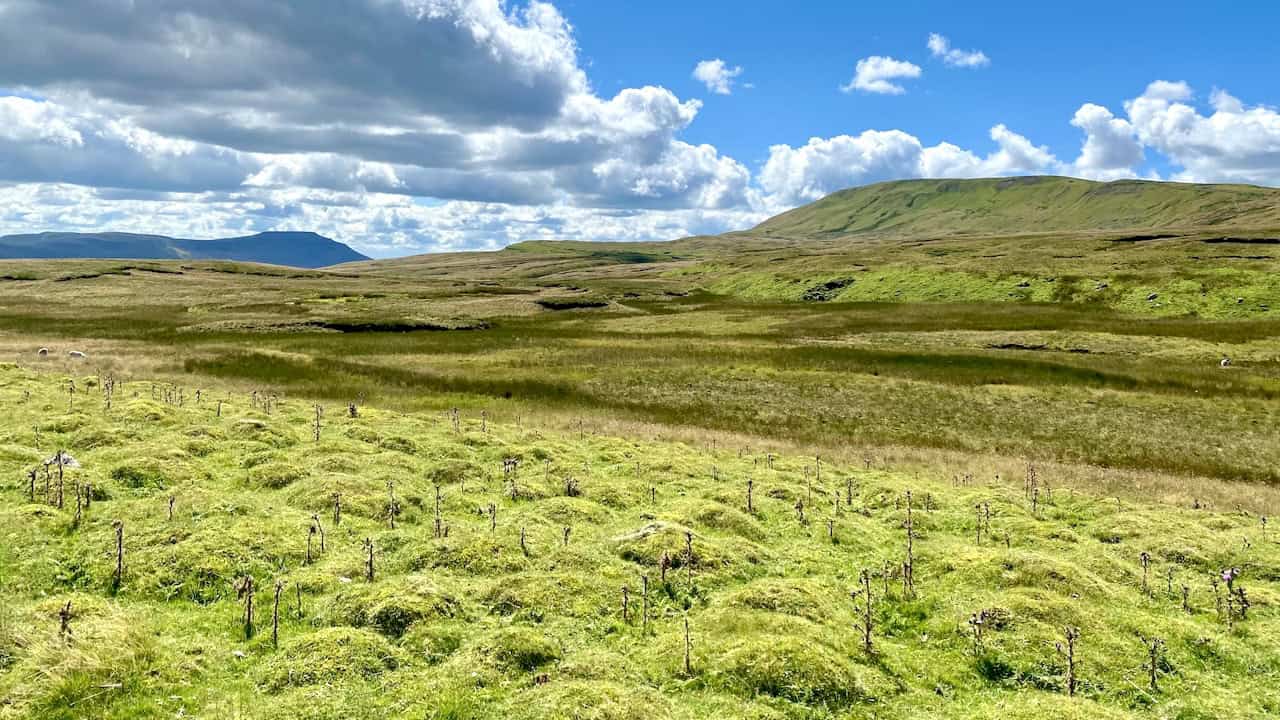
xmin=566 ymin=0 xmax=1276 ymax=179
xmin=0 ymin=0 xmax=1277 ymax=257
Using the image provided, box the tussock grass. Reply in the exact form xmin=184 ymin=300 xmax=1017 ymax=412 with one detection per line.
xmin=0 ymin=367 xmax=1277 ymax=719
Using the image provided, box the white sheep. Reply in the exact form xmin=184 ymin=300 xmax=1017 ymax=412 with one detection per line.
xmin=37 ymin=347 xmax=49 ymax=358
xmin=68 ymin=350 xmax=86 ymax=359
xmin=1220 ymin=357 xmax=1232 ymax=368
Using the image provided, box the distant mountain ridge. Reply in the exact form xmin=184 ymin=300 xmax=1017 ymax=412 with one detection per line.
xmin=0 ymin=231 xmax=369 ymax=268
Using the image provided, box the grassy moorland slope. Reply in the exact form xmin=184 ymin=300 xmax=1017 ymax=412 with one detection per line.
xmin=0 ymin=366 xmax=1277 ymax=720
xmin=1 ymin=178 xmax=1280 ymax=718
xmin=347 ymin=177 xmax=1280 ymax=318
xmin=750 ymin=176 xmax=1280 ymax=238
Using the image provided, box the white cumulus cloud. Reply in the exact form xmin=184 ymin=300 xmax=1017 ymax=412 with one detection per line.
xmin=842 ymin=56 xmax=922 ymax=95
xmin=0 ymin=0 xmax=763 ymax=251
xmin=1123 ymin=81 xmax=1280 ymax=185
xmin=927 ymin=33 xmax=990 ymax=68
xmin=759 ymin=125 xmax=1057 ymax=207
xmin=1068 ymin=103 xmax=1144 ymax=180
xmin=692 ymin=59 xmax=743 ymax=95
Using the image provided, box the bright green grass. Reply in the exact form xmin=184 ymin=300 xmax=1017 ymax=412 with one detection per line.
xmin=1 ymin=366 xmax=1277 ymax=719
xmin=750 ymin=176 xmax=1280 ymax=238
xmin=2 ymin=263 xmax=1280 ymax=485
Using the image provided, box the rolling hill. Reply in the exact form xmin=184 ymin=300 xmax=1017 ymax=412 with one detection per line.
xmin=0 ymin=231 xmax=369 ymax=268
xmin=339 ymin=176 xmax=1280 ymax=318
xmin=750 ymin=176 xmax=1280 ymax=239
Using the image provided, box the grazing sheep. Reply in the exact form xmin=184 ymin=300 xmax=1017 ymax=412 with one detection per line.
xmin=37 ymin=347 xmax=48 ymax=358
xmin=68 ymin=350 xmax=86 ymax=359
xmin=1220 ymin=357 xmax=1232 ymax=368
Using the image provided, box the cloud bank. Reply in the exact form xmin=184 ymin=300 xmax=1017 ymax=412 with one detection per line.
xmin=1 ymin=2 xmax=1278 ymax=255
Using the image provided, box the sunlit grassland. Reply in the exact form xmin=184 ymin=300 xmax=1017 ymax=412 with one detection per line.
xmin=2 ymin=212 xmax=1280 ymax=718
xmin=1 ymin=261 xmax=1280 ymax=500
xmin=0 ymin=366 xmax=1277 ymax=719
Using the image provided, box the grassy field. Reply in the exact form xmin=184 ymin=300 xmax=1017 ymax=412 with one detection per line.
xmin=2 ymin=261 xmax=1280 ymax=495
xmin=1 ymin=366 xmax=1277 ymax=719
xmin=2 ymin=176 xmax=1280 ymax=717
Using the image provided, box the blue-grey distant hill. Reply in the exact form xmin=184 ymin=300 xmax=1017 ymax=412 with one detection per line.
xmin=0 ymin=231 xmax=369 ymax=268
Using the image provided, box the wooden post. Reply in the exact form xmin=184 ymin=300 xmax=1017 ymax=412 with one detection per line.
xmin=904 ymin=491 xmax=915 ymax=598
xmin=59 ymin=600 xmax=73 ymax=644
xmin=305 ymin=524 xmax=315 ymax=564
xmin=272 ymin=581 xmax=284 ymax=648
xmin=56 ymin=453 xmax=64 ymax=509
xmin=683 ymin=615 xmax=692 ymax=676
xmin=1140 ymin=634 xmax=1163 ymax=692
xmin=238 ymin=576 xmax=255 ymax=640
xmin=112 ymin=521 xmax=124 ymax=592
xmin=434 ymin=485 xmax=443 ymax=539
xmin=387 ymin=481 xmax=398 ymax=529
xmin=1056 ymin=626 xmax=1080 ymax=696
xmin=855 ymin=568 xmax=873 ymax=653
xmin=642 ymin=575 xmax=649 ymax=633
xmin=312 ymin=514 xmax=325 ymax=553
xmin=684 ymin=531 xmax=694 ymax=587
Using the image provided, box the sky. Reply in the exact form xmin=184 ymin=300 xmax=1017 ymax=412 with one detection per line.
xmin=1 ymin=1 xmax=1278 ymax=258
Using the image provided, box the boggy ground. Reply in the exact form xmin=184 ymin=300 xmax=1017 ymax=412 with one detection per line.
xmin=0 ymin=366 xmax=1276 ymax=719
xmin=4 ymin=260 xmax=1280 ymax=491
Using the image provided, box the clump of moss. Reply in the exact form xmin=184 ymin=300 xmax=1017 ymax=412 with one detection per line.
xmin=229 ymin=418 xmax=297 ymax=448
xmin=484 ymin=626 xmax=562 ymax=672
xmin=534 ymin=497 xmax=609 ymax=526
xmin=258 ymin=627 xmax=400 ymax=692
xmin=0 ymin=443 xmax=41 ymax=465
xmin=345 ymin=425 xmax=383 ymax=445
xmin=71 ymin=426 xmax=138 ymax=450
xmin=482 ymin=572 xmax=606 ymax=620
xmin=37 ymin=413 xmax=91 ymax=434
xmin=400 ymin=622 xmax=466 ymax=664
xmin=685 ymin=501 xmax=765 ymax=541
xmin=724 ymin=578 xmax=835 ymax=622
xmin=506 ymin=681 xmax=671 ymax=720
xmin=247 ymin=461 xmax=308 ymax=489
xmin=426 ymin=459 xmax=477 ymax=486
xmin=322 ymin=575 xmax=464 ymax=637
xmin=109 ymin=459 xmax=174 ymax=489
xmin=377 ymin=435 xmax=418 ymax=454
xmin=612 ymin=522 xmax=760 ymax=571
xmin=0 ymin=604 xmax=169 ymax=715
xmin=421 ymin=536 xmax=530 ymax=575
xmin=118 ymin=399 xmax=170 ymax=424
xmin=705 ymin=634 xmax=888 ymax=707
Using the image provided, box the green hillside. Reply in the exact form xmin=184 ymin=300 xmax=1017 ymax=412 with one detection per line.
xmin=338 ymin=176 xmax=1280 ymax=319
xmin=751 ymin=176 xmax=1280 ymax=239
